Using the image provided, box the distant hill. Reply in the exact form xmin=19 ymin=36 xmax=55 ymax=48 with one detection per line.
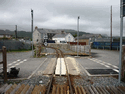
xmin=5 ymin=30 xmax=32 ymax=39
xmin=4 ymin=29 xmax=105 ymax=39
xmin=57 ymin=29 xmax=91 ymax=37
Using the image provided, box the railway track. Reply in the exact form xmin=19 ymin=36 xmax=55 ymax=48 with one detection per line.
xmin=46 ymin=47 xmax=73 ymax=94
xmin=1 ymin=47 xmax=125 ymax=94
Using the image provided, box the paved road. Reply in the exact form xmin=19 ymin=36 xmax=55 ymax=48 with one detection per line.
xmin=0 ymin=48 xmax=55 ymax=78
xmin=75 ymin=49 xmax=120 ymax=75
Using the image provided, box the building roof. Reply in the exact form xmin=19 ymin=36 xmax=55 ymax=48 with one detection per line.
xmin=0 ymin=30 xmax=12 ymax=35
xmin=37 ymin=28 xmax=62 ymax=34
xmin=75 ymin=34 xmax=102 ymax=40
xmin=53 ymin=33 xmax=68 ymax=38
xmin=0 ymin=30 xmax=5 ymax=35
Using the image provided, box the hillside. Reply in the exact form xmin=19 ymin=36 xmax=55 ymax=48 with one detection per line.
xmin=5 ymin=29 xmax=93 ymax=39
xmin=5 ymin=30 xmax=32 ymax=39
xmin=57 ymin=29 xmax=90 ymax=36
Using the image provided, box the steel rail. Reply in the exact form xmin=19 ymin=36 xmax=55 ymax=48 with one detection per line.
xmin=46 ymin=47 xmax=73 ymax=94
xmin=46 ymin=47 xmax=59 ymax=94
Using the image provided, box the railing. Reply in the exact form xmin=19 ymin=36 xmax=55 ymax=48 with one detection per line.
xmin=92 ymin=42 xmax=125 ymax=50
xmin=69 ymin=45 xmax=91 ymax=55
xmin=0 ymin=46 xmax=7 ymax=82
xmin=48 ymin=43 xmax=91 ymax=55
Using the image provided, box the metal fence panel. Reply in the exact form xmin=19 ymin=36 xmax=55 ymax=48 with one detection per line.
xmin=0 ymin=40 xmax=31 ymax=50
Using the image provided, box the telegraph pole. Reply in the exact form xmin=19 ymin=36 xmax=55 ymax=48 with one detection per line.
xmin=15 ymin=25 xmax=17 ymax=40
xmin=31 ymin=9 xmax=34 ymax=57
xmin=119 ymin=0 xmax=124 ymax=83
xmin=77 ymin=16 xmax=80 ymax=56
xmin=110 ymin=6 xmax=112 ymax=50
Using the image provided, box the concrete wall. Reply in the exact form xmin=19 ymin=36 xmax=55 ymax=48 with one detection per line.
xmin=48 ymin=43 xmax=70 ymax=49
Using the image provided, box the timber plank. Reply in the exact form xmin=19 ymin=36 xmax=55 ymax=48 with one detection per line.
xmin=10 ymin=84 xmax=21 ymax=94
xmin=4 ymin=84 xmax=12 ymax=93
xmin=26 ymin=85 xmax=34 ymax=94
xmin=21 ymin=84 xmax=30 ymax=94
xmin=15 ymin=84 xmax=25 ymax=94
xmin=52 ymin=85 xmax=56 ymax=94
xmin=91 ymin=86 xmax=99 ymax=94
xmin=77 ymin=86 xmax=82 ymax=94
xmin=5 ymin=84 xmax=17 ymax=94
xmin=0 ymin=84 xmax=8 ymax=93
xmin=74 ymin=86 xmax=78 ymax=94
xmin=80 ymin=86 xmax=86 ymax=94
xmin=43 ymin=58 xmax=56 ymax=75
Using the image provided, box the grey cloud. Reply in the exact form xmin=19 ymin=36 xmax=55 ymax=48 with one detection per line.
xmin=0 ymin=0 xmax=124 ymax=36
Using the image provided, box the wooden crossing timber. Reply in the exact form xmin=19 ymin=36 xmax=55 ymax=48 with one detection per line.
xmin=55 ymin=58 xmax=66 ymax=75
xmin=0 ymin=84 xmax=46 ymax=94
xmin=64 ymin=53 xmax=89 ymax=56
xmin=1 ymin=84 xmax=124 ymax=94
xmin=43 ymin=58 xmax=56 ymax=75
xmin=52 ymin=85 xmax=69 ymax=94
xmin=40 ymin=53 xmax=56 ymax=55
xmin=41 ymin=52 xmax=89 ymax=56
xmin=74 ymin=85 xmax=125 ymax=94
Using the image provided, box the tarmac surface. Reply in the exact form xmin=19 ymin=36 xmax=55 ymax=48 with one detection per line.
xmin=0 ymin=48 xmax=120 ymax=78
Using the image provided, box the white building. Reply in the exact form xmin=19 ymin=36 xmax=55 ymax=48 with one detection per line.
xmin=33 ymin=27 xmax=62 ymax=45
xmin=33 ymin=27 xmax=46 ymax=45
xmin=0 ymin=30 xmax=12 ymax=39
xmin=52 ymin=31 xmax=75 ymax=43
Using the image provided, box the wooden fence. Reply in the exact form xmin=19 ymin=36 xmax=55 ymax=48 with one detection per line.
xmin=0 ymin=46 xmax=7 ymax=82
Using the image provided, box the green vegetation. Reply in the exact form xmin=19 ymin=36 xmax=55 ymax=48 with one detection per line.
xmin=6 ymin=30 xmax=32 ymax=39
xmin=7 ymin=49 xmax=32 ymax=52
xmin=73 ymin=34 xmax=77 ymax=37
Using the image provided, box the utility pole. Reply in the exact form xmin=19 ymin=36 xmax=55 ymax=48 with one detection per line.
xmin=119 ymin=0 xmax=124 ymax=83
xmin=110 ymin=6 xmax=112 ymax=50
xmin=31 ymin=9 xmax=34 ymax=57
xmin=15 ymin=25 xmax=17 ymax=40
xmin=77 ymin=16 xmax=80 ymax=56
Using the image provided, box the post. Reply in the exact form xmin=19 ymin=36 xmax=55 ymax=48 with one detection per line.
xmin=121 ymin=45 xmax=125 ymax=79
xmin=31 ymin=9 xmax=34 ymax=57
xmin=110 ymin=6 xmax=112 ymax=50
xmin=89 ymin=43 xmax=92 ymax=56
xmin=77 ymin=16 xmax=80 ymax=56
xmin=119 ymin=0 xmax=124 ymax=83
xmin=84 ymin=45 xmax=85 ymax=53
xmin=2 ymin=46 xmax=7 ymax=83
xmin=15 ymin=25 xmax=17 ymax=40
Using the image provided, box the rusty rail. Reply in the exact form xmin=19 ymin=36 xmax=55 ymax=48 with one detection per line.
xmin=0 ymin=46 xmax=7 ymax=83
xmin=46 ymin=47 xmax=73 ymax=94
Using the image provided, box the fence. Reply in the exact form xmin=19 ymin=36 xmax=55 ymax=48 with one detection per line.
xmin=0 ymin=46 xmax=7 ymax=82
xmin=0 ymin=40 xmax=31 ymax=50
xmin=48 ymin=43 xmax=91 ymax=55
xmin=67 ymin=42 xmax=86 ymax=45
xmin=69 ymin=45 xmax=91 ymax=55
xmin=92 ymin=42 xmax=125 ymax=50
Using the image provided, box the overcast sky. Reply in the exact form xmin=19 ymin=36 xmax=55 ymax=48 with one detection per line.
xmin=0 ymin=0 xmax=124 ymax=36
